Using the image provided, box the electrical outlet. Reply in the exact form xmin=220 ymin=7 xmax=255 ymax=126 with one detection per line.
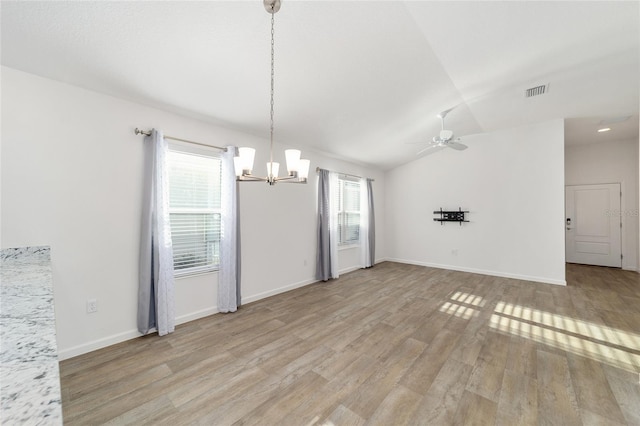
xmin=87 ymin=299 xmax=98 ymax=313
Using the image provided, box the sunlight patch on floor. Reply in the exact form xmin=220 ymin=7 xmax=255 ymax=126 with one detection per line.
xmin=439 ymin=302 xmax=478 ymax=320
xmin=490 ymin=302 xmax=640 ymax=373
xmin=307 ymin=416 xmax=335 ymax=426
xmin=450 ymin=291 xmax=486 ymax=307
xmin=438 ymin=292 xmax=485 ymax=319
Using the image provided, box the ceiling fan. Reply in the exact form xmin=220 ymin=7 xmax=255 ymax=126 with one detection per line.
xmin=417 ymin=109 xmax=468 ymax=156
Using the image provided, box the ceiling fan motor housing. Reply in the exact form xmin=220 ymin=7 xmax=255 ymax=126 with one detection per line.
xmin=440 ymin=129 xmax=454 ymax=141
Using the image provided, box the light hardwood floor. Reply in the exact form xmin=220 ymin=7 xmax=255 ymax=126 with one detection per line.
xmin=59 ymin=262 xmax=640 ymax=425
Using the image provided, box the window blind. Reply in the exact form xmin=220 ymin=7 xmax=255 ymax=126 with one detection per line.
xmin=337 ymin=178 xmax=361 ymax=245
xmin=167 ymin=149 xmax=221 ymax=274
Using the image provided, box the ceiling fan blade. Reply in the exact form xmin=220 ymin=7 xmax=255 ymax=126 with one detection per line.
xmin=447 ymin=141 xmax=468 ymax=151
xmin=416 ymin=144 xmax=443 ymax=156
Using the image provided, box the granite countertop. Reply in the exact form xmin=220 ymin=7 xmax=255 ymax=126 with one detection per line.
xmin=1 ymin=246 xmax=63 ymax=425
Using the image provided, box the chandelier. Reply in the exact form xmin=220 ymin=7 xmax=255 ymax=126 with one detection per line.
xmin=234 ymin=0 xmax=310 ymax=185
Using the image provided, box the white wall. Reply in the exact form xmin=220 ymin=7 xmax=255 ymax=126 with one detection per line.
xmin=1 ymin=67 xmax=385 ymax=359
xmin=385 ymin=119 xmax=566 ymax=285
xmin=565 ymin=138 xmax=639 ymax=271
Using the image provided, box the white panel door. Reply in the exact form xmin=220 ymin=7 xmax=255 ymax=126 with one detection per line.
xmin=565 ymin=184 xmax=621 ymax=267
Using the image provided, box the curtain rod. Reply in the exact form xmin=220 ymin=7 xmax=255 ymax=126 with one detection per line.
xmin=135 ymin=128 xmax=227 ymax=152
xmin=316 ymin=167 xmax=374 ymax=181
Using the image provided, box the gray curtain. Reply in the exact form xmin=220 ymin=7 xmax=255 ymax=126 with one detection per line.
xmin=138 ymin=129 xmax=175 ymax=336
xmin=360 ymin=178 xmax=375 ymax=268
xmin=219 ymin=146 xmax=241 ymax=312
xmin=316 ymin=169 xmax=338 ymax=281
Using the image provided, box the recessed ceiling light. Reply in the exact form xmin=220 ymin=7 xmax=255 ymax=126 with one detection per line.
xmin=597 ymin=128 xmax=611 ymax=133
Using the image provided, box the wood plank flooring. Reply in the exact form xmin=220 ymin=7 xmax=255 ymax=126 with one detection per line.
xmin=59 ymin=262 xmax=640 ymax=425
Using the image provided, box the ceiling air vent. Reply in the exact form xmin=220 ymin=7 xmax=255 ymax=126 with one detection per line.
xmin=525 ymin=84 xmax=548 ymax=98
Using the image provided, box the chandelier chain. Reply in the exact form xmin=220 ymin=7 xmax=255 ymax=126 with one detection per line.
xmin=269 ymin=10 xmax=275 ymax=169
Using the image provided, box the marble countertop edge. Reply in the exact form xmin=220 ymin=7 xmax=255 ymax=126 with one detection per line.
xmin=1 ymin=245 xmax=63 ymax=425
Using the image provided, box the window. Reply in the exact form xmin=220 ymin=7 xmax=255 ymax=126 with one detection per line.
xmin=167 ymin=148 xmax=221 ymax=275
xmin=337 ymin=178 xmax=360 ymax=245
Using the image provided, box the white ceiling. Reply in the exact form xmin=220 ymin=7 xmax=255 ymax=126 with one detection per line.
xmin=2 ymin=1 xmax=638 ymax=170
xmin=565 ymin=115 xmax=640 ymax=147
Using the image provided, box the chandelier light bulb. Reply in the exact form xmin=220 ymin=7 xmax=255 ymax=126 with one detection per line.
xmin=237 ymin=147 xmax=255 ymax=174
xmin=298 ymin=159 xmax=311 ymax=180
xmin=285 ymin=149 xmax=301 ymax=174
xmin=267 ymin=162 xmax=280 ymax=179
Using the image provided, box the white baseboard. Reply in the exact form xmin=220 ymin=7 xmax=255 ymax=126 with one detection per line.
xmin=58 ymin=328 xmax=142 ymax=361
xmin=175 ymin=306 xmax=219 ymax=324
xmin=240 ymin=261 xmax=388 ymax=304
xmin=59 ymin=275 xmax=331 ymax=360
xmin=339 ymin=265 xmax=362 ymax=275
xmin=386 ymin=258 xmax=567 ymax=286
xmin=57 ymin=306 xmax=219 ymax=361
xmin=241 ymin=277 xmax=318 ymax=305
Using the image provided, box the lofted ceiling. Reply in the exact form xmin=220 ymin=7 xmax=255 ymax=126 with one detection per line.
xmin=2 ymin=1 xmax=638 ymax=170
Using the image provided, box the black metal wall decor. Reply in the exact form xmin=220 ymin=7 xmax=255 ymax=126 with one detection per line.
xmin=433 ymin=208 xmax=469 ymax=225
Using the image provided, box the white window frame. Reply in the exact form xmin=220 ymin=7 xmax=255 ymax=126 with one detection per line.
xmin=167 ymin=142 xmax=222 ymax=277
xmin=337 ymin=177 xmax=361 ymax=247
